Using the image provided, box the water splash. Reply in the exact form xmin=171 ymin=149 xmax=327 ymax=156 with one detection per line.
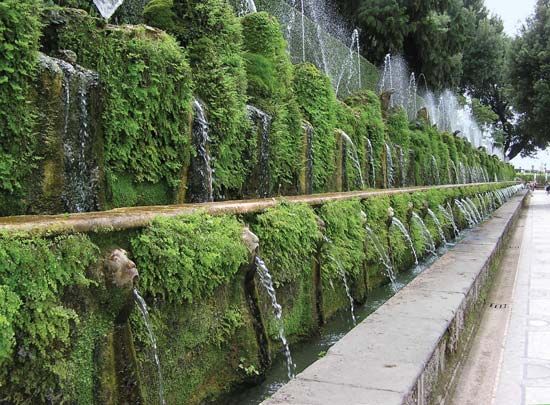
xmin=237 ymin=0 xmax=257 ymax=15
xmin=302 ymin=121 xmax=314 ymax=194
xmin=323 ymin=236 xmax=356 ymax=324
xmin=390 ymin=216 xmax=418 ymax=265
xmin=255 ymin=257 xmax=295 ymax=379
xmin=465 ymin=197 xmax=482 ymax=223
xmin=411 ymin=212 xmax=436 ymax=256
xmin=365 ymin=225 xmax=397 ymax=290
xmin=335 ymin=29 xmax=361 ymax=96
xmin=455 ymin=199 xmax=476 ymax=227
xmin=439 ymin=204 xmax=459 ymax=237
xmin=188 ymin=99 xmax=213 ymax=203
xmin=366 ymin=138 xmax=376 ymax=187
xmin=93 ymin=0 xmax=124 ymax=19
xmin=427 ymin=208 xmax=447 ymax=245
xmin=247 ymin=105 xmax=272 ymax=197
xmin=431 ymin=155 xmax=440 ymax=185
xmin=338 ymin=130 xmax=364 ymax=189
xmin=407 ymin=72 xmax=417 ymax=120
xmin=385 ymin=143 xmax=394 ymax=188
xmin=133 ymin=289 xmax=165 ymax=405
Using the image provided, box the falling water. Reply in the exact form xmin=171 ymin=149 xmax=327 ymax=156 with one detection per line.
xmin=427 ymin=208 xmax=447 ymax=245
xmin=366 ymin=138 xmax=376 ymax=187
xmin=93 ymin=0 xmax=124 ymax=19
xmin=239 ymin=0 xmax=257 ymax=14
xmin=449 ymin=160 xmax=459 ymax=184
xmin=324 ymin=236 xmax=356 ymax=324
xmin=247 ymin=105 xmax=272 ymax=197
xmin=379 ymin=54 xmax=393 ymax=95
xmin=188 ymin=99 xmax=213 ymax=203
xmin=465 ymin=197 xmax=482 ymax=222
xmin=407 ymin=73 xmax=417 ymax=120
xmin=338 ymin=130 xmax=364 ymax=189
xmin=411 ymin=212 xmax=437 ymax=256
xmin=477 ymin=194 xmax=488 ymax=217
xmin=390 ymin=216 xmax=418 ymax=265
xmin=133 ymin=289 xmax=165 ymax=405
xmin=439 ymin=204 xmax=460 ymax=237
xmin=302 ymin=121 xmax=314 ymax=194
xmin=455 ymin=199 xmax=476 ymax=228
xmin=385 ymin=143 xmax=394 ymax=188
xmin=255 ymin=257 xmax=295 ymax=379
xmin=365 ymin=225 xmax=397 ymax=290
xmin=431 ymin=155 xmax=440 ymax=185
xmin=398 ymin=146 xmax=407 ymax=187
xmin=40 ymin=54 xmax=101 ymax=213
xmin=335 ymin=29 xmax=361 ymax=95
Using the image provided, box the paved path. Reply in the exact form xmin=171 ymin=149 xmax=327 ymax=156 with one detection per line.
xmin=450 ymin=191 xmax=550 ymax=405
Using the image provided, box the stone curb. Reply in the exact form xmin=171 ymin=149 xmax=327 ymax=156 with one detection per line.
xmin=263 ymin=190 xmax=528 ymax=405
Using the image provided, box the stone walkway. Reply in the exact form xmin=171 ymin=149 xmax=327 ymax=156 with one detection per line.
xmin=451 ymin=191 xmax=550 ymax=405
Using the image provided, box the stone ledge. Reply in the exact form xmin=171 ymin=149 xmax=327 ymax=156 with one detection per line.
xmin=263 ymin=191 xmax=528 ymax=405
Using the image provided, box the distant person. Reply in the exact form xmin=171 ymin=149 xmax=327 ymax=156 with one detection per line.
xmin=546 ymin=183 xmax=550 ymax=195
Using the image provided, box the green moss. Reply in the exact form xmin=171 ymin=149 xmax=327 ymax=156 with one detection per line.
xmin=0 ymin=0 xmax=41 ymax=202
xmin=241 ymin=12 xmax=302 ymax=195
xmin=362 ymin=196 xmax=391 ymax=288
xmin=107 ymin=172 xmax=173 ymax=209
xmin=345 ymin=91 xmax=385 ymax=188
xmin=252 ymin=202 xmax=321 ymax=341
xmin=131 ymin=212 xmax=248 ymax=302
xmin=0 ymin=233 xmax=100 ymax=403
xmin=318 ymin=199 xmax=366 ymax=318
xmin=48 ymin=8 xmax=193 ymax=204
xmin=293 ymin=63 xmax=338 ymax=192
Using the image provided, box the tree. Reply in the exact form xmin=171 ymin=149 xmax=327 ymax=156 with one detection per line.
xmin=507 ymin=0 xmax=550 ymax=159
xmin=460 ymin=15 xmax=517 ymax=159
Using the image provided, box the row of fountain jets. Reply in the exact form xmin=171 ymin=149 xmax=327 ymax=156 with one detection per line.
xmin=133 ymin=184 xmax=521 ymax=404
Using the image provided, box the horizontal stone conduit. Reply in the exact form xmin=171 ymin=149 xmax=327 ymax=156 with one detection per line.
xmin=262 ymin=189 xmax=528 ymax=405
xmin=0 ymin=182 xmax=515 ymax=236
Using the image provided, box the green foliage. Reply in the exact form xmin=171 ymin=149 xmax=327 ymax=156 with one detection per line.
xmin=345 ymin=90 xmax=386 ymax=187
xmin=508 ymin=0 xmax=550 ymax=158
xmin=319 ymin=199 xmax=366 ymax=281
xmin=252 ymin=202 xmax=320 ymax=286
xmin=293 ymin=63 xmax=338 ymax=192
xmin=241 ymin=12 xmax=303 ymax=194
xmin=131 ymin=213 xmax=248 ymax=302
xmin=146 ymin=0 xmax=250 ymax=195
xmin=0 ymin=285 xmax=20 ymax=366
xmin=0 ymin=233 xmax=99 ymax=403
xmin=0 ymin=0 xmax=41 ymax=195
xmin=52 ymin=9 xmax=193 ymax=197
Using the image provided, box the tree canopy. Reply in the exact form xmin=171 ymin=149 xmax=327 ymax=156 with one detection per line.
xmin=507 ymin=0 xmax=550 ymax=158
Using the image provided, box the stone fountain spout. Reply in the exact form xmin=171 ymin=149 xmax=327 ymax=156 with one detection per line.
xmin=242 ymin=226 xmax=260 ymax=260
xmin=103 ymin=248 xmax=139 ymax=324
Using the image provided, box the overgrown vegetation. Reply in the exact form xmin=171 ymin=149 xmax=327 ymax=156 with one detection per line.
xmin=131 ymin=212 xmax=248 ymax=302
xmin=0 ymin=0 xmax=42 ymax=211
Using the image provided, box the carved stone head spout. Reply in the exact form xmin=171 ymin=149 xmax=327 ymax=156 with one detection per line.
xmin=105 ymin=249 xmax=139 ymax=290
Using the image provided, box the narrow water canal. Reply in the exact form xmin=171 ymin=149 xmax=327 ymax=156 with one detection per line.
xmin=217 ymin=234 xmax=468 ymax=404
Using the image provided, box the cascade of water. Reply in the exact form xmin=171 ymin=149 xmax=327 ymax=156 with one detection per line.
xmin=188 ymin=99 xmax=213 ymax=203
xmin=255 ymin=257 xmax=295 ymax=379
xmin=437 ymin=203 xmax=460 ymax=236
xmin=323 ymin=236 xmax=356 ymax=324
xmin=93 ymin=0 xmax=124 ymax=19
xmin=449 ymin=160 xmax=459 ymax=184
xmin=431 ymin=155 xmax=440 ymax=185
xmin=441 ymin=203 xmax=460 ymax=236
xmin=379 ymin=54 xmax=393 ymax=95
xmin=365 ymin=225 xmax=396 ymax=290
xmin=385 ymin=143 xmax=394 ymax=188
xmin=335 ymin=29 xmax=362 ymax=95
xmin=476 ymin=194 xmax=487 ymax=218
xmin=427 ymin=208 xmax=447 ymax=245
xmin=455 ymin=199 xmax=476 ymax=227
xmin=390 ymin=217 xmax=418 ymax=265
xmin=411 ymin=212 xmax=437 ymax=256
xmin=465 ymin=197 xmax=482 ymax=222
xmin=302 ymin=121 xmax=314 ymax=194
xmin=133 ymin=289 xmax=165 ymax=405
xmin=366 ymin=138 xmax=376 ymax=187
xmin=247 ymin=105 xmax=272 ymax=197
xmin=307 ymin=0 xmax=329 ymax=75
xmin=338 ymin=130 xmax=364 ymax=189
xmin=407 ymin=72 xmax=417 ymax=120
xmin=40 ymin=54 xmax=101 ymax=213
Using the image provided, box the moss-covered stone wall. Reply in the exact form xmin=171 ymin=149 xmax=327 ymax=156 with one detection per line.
xmin=0 ymin=183 xmax=518 ymax=403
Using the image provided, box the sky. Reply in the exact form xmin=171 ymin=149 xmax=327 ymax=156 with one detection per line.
xmin=483 ymin=0 xmax=542 ymax=170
